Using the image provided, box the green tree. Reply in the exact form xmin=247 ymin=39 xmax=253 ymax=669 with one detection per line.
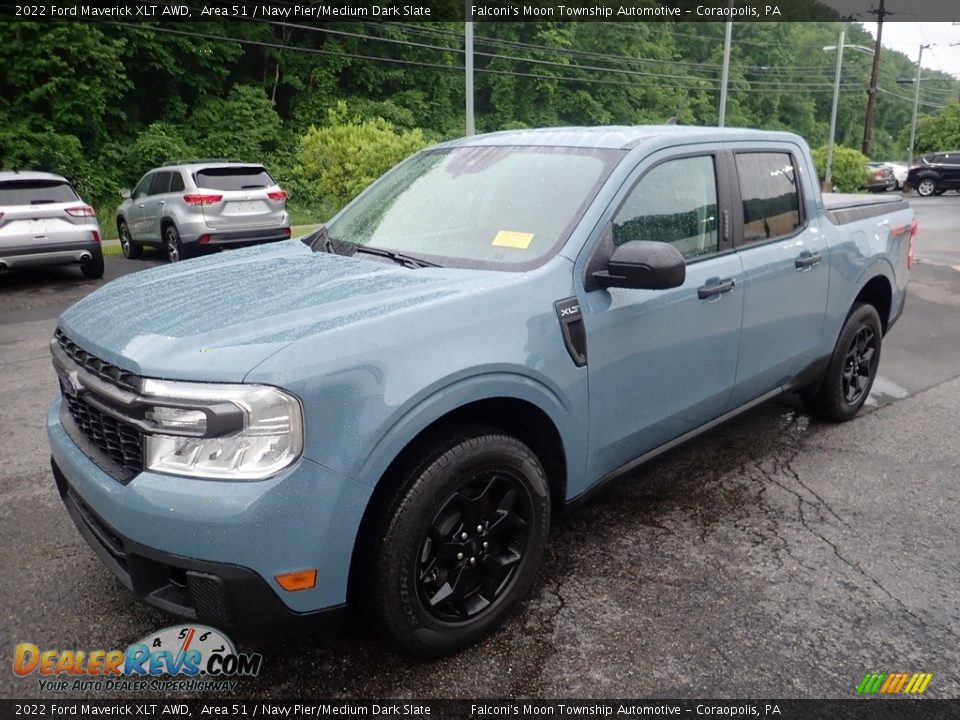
xmin=292 ymin=101 xmax=428 ymax=214
xmin=902 ymin=101 xmax=960 ymax=156
xmin=189 ymin=84 xmax=282 ymax=161
xmin=811 ymin=145 xmax=870 ymax=193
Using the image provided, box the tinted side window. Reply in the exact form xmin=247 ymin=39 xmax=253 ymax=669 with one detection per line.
xmin=735 ymin=152 xmax=802 ymax=244
xmin=612 ymin=155 xmax=719 ymax=261
xmin=169 ymin=172 xmax=185 ymax=192
xmin=148 ymin=172 xmax=171 ymax=195
xmin=132 ymin=175 xmax=152 ymax=199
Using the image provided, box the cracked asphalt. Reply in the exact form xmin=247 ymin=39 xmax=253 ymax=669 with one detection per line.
xmin=1 ymin=197 xmax=958 ymax=699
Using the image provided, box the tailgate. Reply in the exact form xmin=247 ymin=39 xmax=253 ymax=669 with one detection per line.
xmin=194 ymin=166 xmax=286 ymax=229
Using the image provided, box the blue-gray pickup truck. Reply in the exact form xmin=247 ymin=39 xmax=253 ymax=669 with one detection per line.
xmin=48 ymin=126 xmax=915 ymax=656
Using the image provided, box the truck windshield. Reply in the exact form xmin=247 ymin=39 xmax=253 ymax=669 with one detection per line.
xmin=326 ymin=145 xmax=624 ymax=270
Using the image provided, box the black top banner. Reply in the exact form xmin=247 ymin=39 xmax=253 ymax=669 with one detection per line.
xmin=0 ymin=0 xmax=957 ymax=23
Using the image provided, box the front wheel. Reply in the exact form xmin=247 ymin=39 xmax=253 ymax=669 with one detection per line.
xmin=915 ymin=178 xmax=938 ymax=197
xmin=804 ymin=303 xmax=882 ymax=422
xmin=372 ymin=429 xmax=550 ymax=657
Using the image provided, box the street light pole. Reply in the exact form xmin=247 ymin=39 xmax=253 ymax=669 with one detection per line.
xmin=907 ymin=44 xmax=930 ymax=167
xmin=826 ymin=25 xmax=846 ymax=189
xmin=719 ymin=20 xmax=733 ymax=127
xmin=465 ymin=2 xmax=475 ymax=136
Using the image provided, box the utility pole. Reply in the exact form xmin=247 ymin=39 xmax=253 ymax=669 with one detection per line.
xmin=719 ymin=20 xmax=733 ymax=127
xmin=906 ymin=44 xmax=930 ymax=166
xmin=465 ymin=2 xmax=475 ymax=136
xmin=862 ymin=0 xmax=890 ymax=156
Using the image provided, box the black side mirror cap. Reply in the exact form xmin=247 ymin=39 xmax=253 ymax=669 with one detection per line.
xmin=592 ymin=240 xmax=686 ymax=290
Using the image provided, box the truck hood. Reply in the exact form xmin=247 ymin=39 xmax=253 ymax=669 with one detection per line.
xmin=59 ymin=241 xmax=502 ymax=381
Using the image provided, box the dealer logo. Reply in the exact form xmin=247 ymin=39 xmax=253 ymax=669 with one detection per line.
xmin=14 ymin=625 xmax=262 ymax=692
xmin=857 ymin=672 xmax=933 ymax=695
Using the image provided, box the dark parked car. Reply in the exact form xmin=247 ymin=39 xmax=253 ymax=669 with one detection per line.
xmin=865 ymin=163 xmax=896 ymax=193
xmin=905 ymin=151 xmax=960 ymax=197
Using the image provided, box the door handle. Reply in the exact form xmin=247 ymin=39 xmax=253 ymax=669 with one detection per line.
xmin=698 ymin=278 xmax=735 ymax=300
xmin=158 ymin=200 xmax=165 ymax=205
xmin=137 ymin=203 xmax=145 ymax=208
xmin=795 ymin=252 xmax=822 ymax=270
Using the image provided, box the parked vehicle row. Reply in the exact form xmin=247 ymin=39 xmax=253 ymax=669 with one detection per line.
xmin=1 ymin=161 xmax=291 ymax=278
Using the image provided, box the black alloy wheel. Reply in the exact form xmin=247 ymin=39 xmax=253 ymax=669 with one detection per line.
xmin=371 ymin=429 xmax=550 ymax=657
xmin=804 ymin=302 xmax=883 ymax=422
xmin=841 ymin=325 xmax=877 ymax=406
xmin=416 ymin=471 xmax=532 ymax=622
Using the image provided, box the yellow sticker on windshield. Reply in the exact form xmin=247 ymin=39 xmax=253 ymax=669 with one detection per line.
xmin=492 ymin=231 xmax=534 ymax=249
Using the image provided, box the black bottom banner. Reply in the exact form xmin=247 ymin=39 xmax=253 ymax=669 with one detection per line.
xmin=2 ymin=699 xmax=959 ymax=720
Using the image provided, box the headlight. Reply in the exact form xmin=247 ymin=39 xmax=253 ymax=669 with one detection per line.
xmin=141 ymin=379 xmax=303 ymax=480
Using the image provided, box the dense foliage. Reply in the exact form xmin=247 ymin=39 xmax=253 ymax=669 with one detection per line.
xmin=811 ymin=145 xmax=870 ymax=193
xmin=1 ymin=20 xmax=958 ymax=231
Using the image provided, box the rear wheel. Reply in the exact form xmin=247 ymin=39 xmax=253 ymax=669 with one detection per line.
xmin=163 ymin=224 xmax=186 ymax=263
xmin=80 ymin=249 xmax=104 ymax=279
xmin=804 ymin=303 xmax=882 ymax=422
xmin=118 ymin=220 xmax=141 ymax=259
xmin=915 ymin=178 xmax=938 ymax=197
xmin=371 ymin=429 xmax=550 ymax=657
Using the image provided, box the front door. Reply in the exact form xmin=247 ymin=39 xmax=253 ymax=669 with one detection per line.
xmin=580 ymin=150 xmax=744 ymax=481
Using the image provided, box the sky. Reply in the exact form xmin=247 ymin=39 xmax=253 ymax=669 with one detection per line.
xmin=859 ymin=22 xmax=960 ymax=79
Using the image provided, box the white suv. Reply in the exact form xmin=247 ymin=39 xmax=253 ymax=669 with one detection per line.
xmin=0 ymin=171 xmax=104 ymax=278
xmin=116 ymin=161 xmax=291 ymax=262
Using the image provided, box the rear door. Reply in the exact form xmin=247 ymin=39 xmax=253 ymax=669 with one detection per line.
xmin=726 ymin=148 xmax=829 ymax=410
xmin=141 ymin=171 xmax=172 ymax=241
xmin=193 ymin=165 xmax=285 ymax=230
xmin=0 ymin=179 xmax=97 ymax=252
xmin=580 ymin=148 xmax=744 ymax=480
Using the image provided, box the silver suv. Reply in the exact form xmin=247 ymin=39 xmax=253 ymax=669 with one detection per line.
xmin=0 ymin=171 xmax=104 ymax=278
xmin=116 ymin=161 xmax=291 ymax=262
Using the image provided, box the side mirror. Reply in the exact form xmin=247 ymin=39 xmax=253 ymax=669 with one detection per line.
xmin=120 ymin=189 xmax=131 ymax=200
xmin=592 ymin=240 xmax=685 ymax=290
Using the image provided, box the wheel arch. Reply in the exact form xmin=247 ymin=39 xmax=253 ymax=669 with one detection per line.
xmin=853 ymin=273 xmax=893 ymax=334
xmin=345 ymin=393 xmax=570 ymax=609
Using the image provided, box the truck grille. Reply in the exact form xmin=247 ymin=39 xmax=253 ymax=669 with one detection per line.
xmin=55 ymin=328 xmax=139 ymax=392
xmin=61 ymin=391 xmax=144 ymax=474
xmin=54 ymin=328 xmax=144 ymax=478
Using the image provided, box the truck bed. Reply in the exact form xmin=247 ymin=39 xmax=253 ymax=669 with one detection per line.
xmin=822 ymin=192 xmax=910 ymax=225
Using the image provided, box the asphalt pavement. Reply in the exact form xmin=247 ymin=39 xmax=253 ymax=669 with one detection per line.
xmin=1 ymin=198 xmax=958 ymax=700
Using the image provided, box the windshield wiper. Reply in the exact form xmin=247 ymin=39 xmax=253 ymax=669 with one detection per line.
xmin=352 ymin=245 xmax=439 ymax=269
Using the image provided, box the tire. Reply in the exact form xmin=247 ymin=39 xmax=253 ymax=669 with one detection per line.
xmin=163 ymin=224 xmax=186 ymax=263
xmin=915 ymin=178 xmax=938 ymax=197
xmin=118 ymin=220 xmax=141 ymax=259
xmin=371 ymin=428 xmax=551 ymax=657
xmin=80 ymin=249 xmax=104 ymax=279
xmin=804 ymin=303 xmax=882 ymax=422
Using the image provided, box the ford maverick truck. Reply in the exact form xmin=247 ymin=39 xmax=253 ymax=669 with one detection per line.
xmin=48 ymin=126 xmax=915 ymax=656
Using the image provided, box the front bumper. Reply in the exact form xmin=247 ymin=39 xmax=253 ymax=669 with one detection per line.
xmin=47 ymin=397 xmax=372 ymax=634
